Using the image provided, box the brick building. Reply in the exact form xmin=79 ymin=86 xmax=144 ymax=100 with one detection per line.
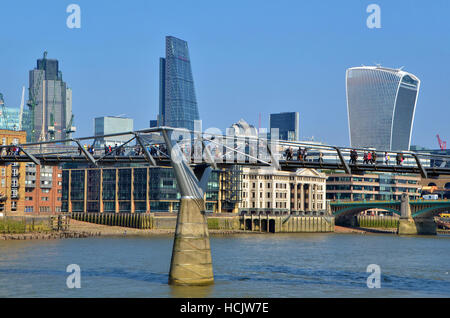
xmin=24 ymin=164 xmax=63 ymax=214
xmin=0 ymin=130 xmax=26 ymax=214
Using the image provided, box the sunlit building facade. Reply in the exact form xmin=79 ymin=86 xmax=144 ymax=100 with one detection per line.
xmin=158 ymin=36 xmax=200 ymax=130
xmin=61 ymin=166 xmax=221 ymax=213
xmin=346 ymin=66 xmax=420 ymax=151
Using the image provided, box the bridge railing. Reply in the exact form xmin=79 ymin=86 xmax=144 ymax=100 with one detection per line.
xmin=0 ymin=126 xmax=448 ymax=177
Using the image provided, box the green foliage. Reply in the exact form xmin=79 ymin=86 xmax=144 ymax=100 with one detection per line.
xmin=207 ymin=218 xmax=220 ymax=229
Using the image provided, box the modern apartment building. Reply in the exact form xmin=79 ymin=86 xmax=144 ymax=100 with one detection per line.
xmin=0 ymin=129 xmax=63 ymax=215
xmin=326 ymin=172 xmax=421 ymax=202
xmin=346 ymin=66 xmax=420 ymax=151
xmin=0 ymin=130 xmax=26 ymax=214
xmin=158 ymin=36 xmax=200 ymax=130
xmin=239 ymin=167 xmax=327 ymax=214
xmin=24 ymin=164 xmax=63 ymax=214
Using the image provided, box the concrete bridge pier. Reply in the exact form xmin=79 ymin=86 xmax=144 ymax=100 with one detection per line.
xmin=168 ymin=197 xmax=214 ymax=285
xmin=398 ymin=193 xmax=436 ymax=235
xmin=163 ymin=129 xmax=214 ymax=286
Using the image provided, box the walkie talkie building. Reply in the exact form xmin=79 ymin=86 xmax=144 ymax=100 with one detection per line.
xmin=346 ymin=66 xmax=420 ymax=151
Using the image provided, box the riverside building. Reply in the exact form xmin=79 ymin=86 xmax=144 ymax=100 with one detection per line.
xmin=61 ymin=166 xmax=222 ymax=213
xmin=326 ymin=172 xmax=421 ymax=202
xmin=239 ymin=167 xmax=327 ymax=215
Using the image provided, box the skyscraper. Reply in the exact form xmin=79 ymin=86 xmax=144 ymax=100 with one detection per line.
xmin=94 ymin=116 xmax=134 ymax=147
xmin=270 ymin=112 xmax=299 ymax=141
xmin=346 ymin=66 xmax=420 ymax=151
xmin=26 ymin=51 xmax=75 ymax=142
xmin=158 ymin=36 xmax=200 ymax=130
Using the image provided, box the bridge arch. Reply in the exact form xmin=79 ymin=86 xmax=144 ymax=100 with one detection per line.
xmin=333 ymin=205 xmax=401 ymax=218
xmin=412 ymin=204 xmax=450 ymax=218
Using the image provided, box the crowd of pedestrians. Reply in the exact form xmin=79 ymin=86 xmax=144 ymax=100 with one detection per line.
xmin=282 ymin=146 xmax=405 ymax=166
xmin=350 ymin=149 xmax=404 ymax=166
xmin=74 ymin=142 xmax=407 ymax=167
xmin=284 ymin=147 xmax=322 ymax=163
xmin=1 ymin=144 xmax=20 ymax=156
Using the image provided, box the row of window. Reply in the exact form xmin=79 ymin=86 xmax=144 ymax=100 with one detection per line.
xmin=24 ymin=206 xmax=61 ymax=213
xmin=328 ymin=176 xmax=418 ymax=184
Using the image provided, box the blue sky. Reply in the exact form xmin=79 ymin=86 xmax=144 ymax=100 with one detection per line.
xmin=0 ymin=0 xmax=449 ymax=148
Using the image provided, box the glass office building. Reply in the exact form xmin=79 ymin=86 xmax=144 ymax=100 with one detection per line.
xmin=346 ymin=66 xmax=420 ymax=151
xmin=0 ymin=107 xmax=21 ymax=131
xmin=270 ymin=112 xmax=299 ymax=141
xmin=94 ymin=116 xmax=134 ymax=147
xmin=158 ymin=36 xmax=200 ymax=130
xmin=62 ymin=166 xmax=221 ymax=213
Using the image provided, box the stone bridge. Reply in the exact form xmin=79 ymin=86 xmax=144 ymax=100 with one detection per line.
xmin=331 ymin=195 xmax=450 ymax=235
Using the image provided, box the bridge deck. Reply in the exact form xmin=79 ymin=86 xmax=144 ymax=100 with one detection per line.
xmin=1 ymin=154 xmax=449 ymax=176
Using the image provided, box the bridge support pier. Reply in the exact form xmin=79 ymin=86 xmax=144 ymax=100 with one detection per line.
xmin=168 ymin=197 xmax=214 ymax=285
xmin=397 ymin=193 xmax=436 ymax=235
xmin=162 ymin=128 xmax=214 ymax=286
xmin=398 ymin=218 xmax=437 ymax=235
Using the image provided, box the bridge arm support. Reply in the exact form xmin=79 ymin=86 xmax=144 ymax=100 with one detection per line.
xmin=19 ymin=147 xmax=41 ymax=165
xmin=161 ymin=128 xmax=214 ymax=286
xmin=73 ymin=139 xmax=97 ymax=166
xmin=410 ymin=152 xmax=427 ymax=178
xmin=334 ymin=147 xmax=351 ymax=174
xmin=134 ymin=133 xmax=156 ymax=166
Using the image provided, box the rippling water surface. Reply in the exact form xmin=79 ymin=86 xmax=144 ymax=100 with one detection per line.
xmin=0 ymin=233 xmax=449 ymax=297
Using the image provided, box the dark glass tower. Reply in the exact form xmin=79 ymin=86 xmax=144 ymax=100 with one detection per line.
xmin=158 ymin=36 xmax=200 ymax=130
xmin=270 ymin=112 xmax=300 ymax=141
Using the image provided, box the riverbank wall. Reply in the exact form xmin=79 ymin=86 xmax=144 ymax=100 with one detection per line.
xmin=337 ymin=215 xmax=399 ymax=229
xmin=70 ymin=212 xmax=334 ymax=233
xmin=0 ymin=216 xmax=56 ymax=234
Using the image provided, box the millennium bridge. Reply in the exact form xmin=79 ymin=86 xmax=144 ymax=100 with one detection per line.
xmin=2 ymin=126 xmax=450 ymax=286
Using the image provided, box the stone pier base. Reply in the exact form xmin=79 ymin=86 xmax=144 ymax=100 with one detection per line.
xmin=168 ymin=197 xmax=214 ymax=286
xmin=397 ymin=218 xmax=437 ymax=235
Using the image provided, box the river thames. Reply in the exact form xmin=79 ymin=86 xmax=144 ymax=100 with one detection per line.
xmin=0 ymin=233 xmax=449 ymax=297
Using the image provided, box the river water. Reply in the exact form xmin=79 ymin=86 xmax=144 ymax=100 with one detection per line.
xmin=0 ymin=233 xmax=449 ymax=297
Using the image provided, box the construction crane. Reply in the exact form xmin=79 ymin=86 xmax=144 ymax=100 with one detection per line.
xmin=437 ymin=134 xmax=447 ymax=150
xmin=65 ymin=114 xmax=76 ymax=135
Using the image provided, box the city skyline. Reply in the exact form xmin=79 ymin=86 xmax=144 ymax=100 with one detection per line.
xmin=0 ymin=1 xmax=449 ymax=149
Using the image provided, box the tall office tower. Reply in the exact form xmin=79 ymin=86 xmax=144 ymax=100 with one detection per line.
xmin=94 ymin=116 xmax=134 ymax=147
xmin=158 ymin=36 xmax=200 ymax=130
xmin=26 ymin=51 xmax=75 ymax=142
xmin=346 ymin=66 xmax=420 ymax=151
xmin=270 ymin=112 xmax=299 ymax=141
